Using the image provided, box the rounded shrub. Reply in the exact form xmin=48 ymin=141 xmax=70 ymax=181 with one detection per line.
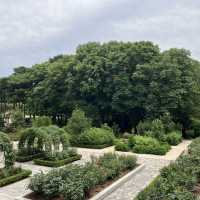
xmin=78 ymin=127 xmax=115 ymax=146
xmin=115 ymin=139 xmax=130 ymax=152
xmin=129 ymin=135 xmax=170 ymax=155
xmin=166 ymin=131 xmax=182 ymax=145
xmin=33 ymin=116 xmax=52 ymax=127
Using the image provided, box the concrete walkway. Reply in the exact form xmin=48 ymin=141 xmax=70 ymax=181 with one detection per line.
xmin=0 ymin=140 xmax=191 ymax=200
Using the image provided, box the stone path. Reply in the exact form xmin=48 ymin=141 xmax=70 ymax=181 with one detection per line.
xmin=0 ymin=140 xmax=191 ymax=200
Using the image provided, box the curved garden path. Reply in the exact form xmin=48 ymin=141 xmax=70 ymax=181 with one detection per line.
xmin=0 ymin=140 xmax=191 ymax=200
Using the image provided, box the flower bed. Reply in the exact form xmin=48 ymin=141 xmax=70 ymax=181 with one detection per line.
xmin=29 ymin=153 xmax=137 ymax=200
xmin=135 ymin=137 xmax=200 ymax=200
xmin=0 ymin=167 xmax=31 ymax=187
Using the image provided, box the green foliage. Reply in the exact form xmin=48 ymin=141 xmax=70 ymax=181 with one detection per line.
xmin=34 ymin=154 xmax=82 ymax=167
xmin=0 ymin=132 xmax=15 ymax=168
xmin=135 ymin=137 xmax=200 ymax=200
xmin=136 ymin=120 xmax=152 ymax=135
xmin=18 ymin=125 xmax=70 ymax=161
xmin=29 ymin=153 xmax=137 ymax=200
xmin=115 ymin=139 xmax=130 ymax=151
xmin=190 ymin=118 xmax=200 ymax=138
xmin=2 ymin=41 xmax=200 ymax=132
xmin=150 ymin=119 xmax=165 ymax=141
xmin=166 ymin=131 xmax=182 ymax=145
xmin=129 ymin=135 xmax=170 ymax=155
xmin=160 ymin=112 xmax=177 ymax=133
xmin=0 ymin=168 xmax=31 ymax=187
xmin=10 ymin=110 xmax=25 ymax=128
xmin=0 ymin=114 xmax=4 ymax=129
xmin=78 ymin=127 xmax=115 ymax=146
xmin=65 ymin=109 xmax=91 ymax=135
xmin=33 ymin=116 xmax=52 ymax=127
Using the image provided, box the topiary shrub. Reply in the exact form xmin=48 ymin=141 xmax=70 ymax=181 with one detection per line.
xmin=78 ymin=127 xmax=115 ymax=147
xmin=129 ymin=135 xmax=170 ymax=155
xmin=33 ymin=116 xmax=52 ymax=127
xmin=166 ymin=131 xmax=182 ymax=145
xmin=65 ymin=109 xmax=91 ymax=135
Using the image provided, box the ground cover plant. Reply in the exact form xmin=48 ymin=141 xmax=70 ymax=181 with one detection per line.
xmin=135 ymin=137 xmax=200 ymax=200
xmin=29 ymin=153 xmax=137 ymax=200
xmin=0 ymin=131 xmax=31 ymax=187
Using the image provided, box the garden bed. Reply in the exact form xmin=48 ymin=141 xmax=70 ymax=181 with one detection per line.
xmin=16 ymin=152 xmax=44 ymax=162
xmin=33 ymin=154 xmax=82 ymax=167
xmin=0 ymin=168 xmax=32 ymax=187
xmin=25 ymin=165 xmax=143 ymax=200
xmin=28 ymin=153 xmax=137 ymax=200
xmin=135 ymin=137 xmax=200 ymax=200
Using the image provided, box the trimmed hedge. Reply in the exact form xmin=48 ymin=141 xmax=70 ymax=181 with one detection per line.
xmin=77 ymin=127 xmax=115 ymax=146
xmin=135 ymin=137 xmax=200 ymax=200
xmin=74 ymin=143 xmax=111 ymax=149
xmin=129 ymin=136 xmax=170 ymax=155
xmin=0 ymin=169 xmax=32 ymax=187
xmin=166 ymin=131 xmax=182 ymax=145
xmin=16 ymin=152 xmax=44 ymax=162
xmin=34 ymin=154 xmax=82 ymax=167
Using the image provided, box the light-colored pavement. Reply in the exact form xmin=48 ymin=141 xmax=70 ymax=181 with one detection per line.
xmin=0 ymin=140 xmax=191 ymax=200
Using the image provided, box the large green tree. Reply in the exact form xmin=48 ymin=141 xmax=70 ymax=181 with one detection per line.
xmin=1 ymin=41 xmax=200 ymax=131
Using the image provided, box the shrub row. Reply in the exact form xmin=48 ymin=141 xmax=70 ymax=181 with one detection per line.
xmin=115 ymin=136 xmax=170 ymax=155
xmin=29 ymin=153 xmax=137 ymax=200
xmin=135 ymin=137 xmax=200 ymax=200
xmin=0 ymin=168 xmax=31 ymax=187
xmin=74 ymin=143 xmax=111 ymax=149
xmin=16 ymin=152 xmax=44 ymax=162
xmin=34 ymin=154 xmax=82 ymax=167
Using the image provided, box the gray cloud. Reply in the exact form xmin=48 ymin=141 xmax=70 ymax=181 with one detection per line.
xmin=0 ymin=0 xmax=200 ymax=77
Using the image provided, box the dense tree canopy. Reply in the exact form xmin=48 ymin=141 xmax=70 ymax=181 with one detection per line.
xmin=1 ymin=41 xmax=200 ymax=131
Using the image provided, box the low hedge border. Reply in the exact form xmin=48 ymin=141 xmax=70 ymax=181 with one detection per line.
xmin=74 ymin=144 xmax=112 ymax=149
xmin=33 ymin=154 xmax=82 ymax=167
xmin=0 ymin=169 xmax=32 ymax=187
xmin=16 ymin=153 xmax=44 ymax=162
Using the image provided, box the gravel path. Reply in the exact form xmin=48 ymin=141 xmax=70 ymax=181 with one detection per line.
xmin=0 ymin=140 xmax=191 ymax=200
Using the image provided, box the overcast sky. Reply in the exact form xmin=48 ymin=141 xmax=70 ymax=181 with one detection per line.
xmin=0 ymin=0 xmax=200 ymax=77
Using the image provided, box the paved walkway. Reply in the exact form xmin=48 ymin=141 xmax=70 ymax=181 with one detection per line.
xmin=0 ymin=140 xmax=191 ymax=200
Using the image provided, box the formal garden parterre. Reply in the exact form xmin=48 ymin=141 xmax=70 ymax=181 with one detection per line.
xmin=0 ymin=41 xmax=200 ymax=200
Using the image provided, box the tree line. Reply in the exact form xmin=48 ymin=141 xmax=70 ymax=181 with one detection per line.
xmin=1 ymin=41 xmax=200 ymax=132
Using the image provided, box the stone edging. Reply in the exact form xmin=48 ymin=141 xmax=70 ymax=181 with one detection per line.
xmin=89 ymin=164 xmax=145 ymax=200
xmin=15 ymin=164 xmax=145 ymax=200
